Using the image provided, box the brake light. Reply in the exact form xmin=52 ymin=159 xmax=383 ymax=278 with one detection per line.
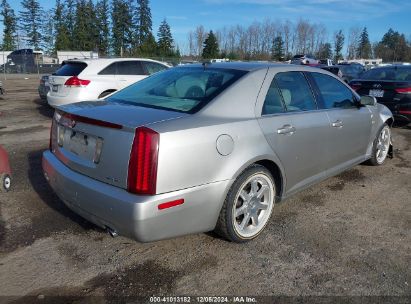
xmin=399 ymin=109 xmax=411 ymax=115
xmin=127 ymin=127 xmax=159 ymax=195
xmin=64 ymin=76 xmax=90 ymax=86
xmin=350 ymin=83 xmax=361 ymax=91
xmin=395 ymin=87 xmax=411 ymax=94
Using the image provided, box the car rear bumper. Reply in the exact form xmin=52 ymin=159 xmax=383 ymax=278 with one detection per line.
xmin=42 ymin=151 xmax=229 ymax=242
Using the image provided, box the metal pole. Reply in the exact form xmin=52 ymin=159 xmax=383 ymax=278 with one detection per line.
xmin=2 ymin=52 xmax=5 ymax=80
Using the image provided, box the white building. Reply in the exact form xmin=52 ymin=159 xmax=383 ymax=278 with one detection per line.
xmin=339 ymin=58 xmax=383 ymax=66
xmin=0 ymin=51 xmax=12 ymax=65
xmin=57 ymin=51 xmax=99 ymax=64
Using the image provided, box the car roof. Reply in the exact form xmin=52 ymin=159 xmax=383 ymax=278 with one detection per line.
xmin=64 ymin=58 xmax=167 ymax=65
xmin=179 ymin=61 xmax=290 ymax=71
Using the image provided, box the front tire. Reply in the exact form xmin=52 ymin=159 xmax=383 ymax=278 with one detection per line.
xmin=215 ymin=164 xmax=275 ymax=242
xmin=0 ymin=173 xmax=11 ymax=192
xmin=368 ymin=123 xmax=391 ymax=166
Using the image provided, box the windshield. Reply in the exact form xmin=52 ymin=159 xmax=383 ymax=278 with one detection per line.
xmin=106 ymin=67 xmax=247 ymax=113
xmin=361 ymin=67 xmax=411 ymax=81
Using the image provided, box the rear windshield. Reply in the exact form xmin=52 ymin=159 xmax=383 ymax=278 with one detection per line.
xmin=54 ymin=62 xmax=87 ymax=76
xmin=106 ymin=67 xmax=247 ymax=113
xmin=338 ymin=65 xmax=363 ymax=75
xmin=361 ymin=67 xmax=411 ymax=81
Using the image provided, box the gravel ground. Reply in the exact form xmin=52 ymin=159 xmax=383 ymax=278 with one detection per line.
xmin=0 ymin=77 xmax=410 ymax=303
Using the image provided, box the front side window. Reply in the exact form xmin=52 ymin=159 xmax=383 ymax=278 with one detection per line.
xmin=143 ymin=62 xmax=168 ymax=75
xmin=106 ymin=67 xmax=247 ymax=113
xmin=274 ymin=72 xmax=317 ymax=112
xmin=310 ymin=72 xmax=355 ymax=109
xmin=262 ymin=79 xmax=285 ymax=115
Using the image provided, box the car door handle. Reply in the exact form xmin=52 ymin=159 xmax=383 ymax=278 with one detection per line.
xmin=331 ymin=120 xmax=344 ymax=128
xmin=277 ymin=125 xmax=296 ymax=135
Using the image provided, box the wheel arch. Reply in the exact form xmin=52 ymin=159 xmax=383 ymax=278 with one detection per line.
xmin=98 ymin=89 xmax=117 ymax=99
xmin=230 ymin=156 xmax=286 ymax=201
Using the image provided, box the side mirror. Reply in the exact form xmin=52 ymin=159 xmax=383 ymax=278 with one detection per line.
xmin=360 ymin=95 xmax=377 ymax=106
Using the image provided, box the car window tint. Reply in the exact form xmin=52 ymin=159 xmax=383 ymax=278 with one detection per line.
xmin=311 ymin=72 xmax=355 ymax=109
xmin=274 ymin=72 xmax=316 ymax=112
xmin=117 ymin=61 xmax=144 ymax=75
xmin=98 ymin=63 xmax=116 ymax=75
xmin=361 ymin=67 xmax=411 ymax=81
xmin=107 ymin=67 xmax=247 ymax=113
xmin=262 ymin=79 xmax=285 ymax=115
xmin=54 ymin=62 xmax=87 ymax=76
xmin=143 ymin=62 xmax=168 ymax=75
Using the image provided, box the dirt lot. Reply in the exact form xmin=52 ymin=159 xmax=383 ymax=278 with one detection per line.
xmin=0 ymin=77 xmax=410 ymax=303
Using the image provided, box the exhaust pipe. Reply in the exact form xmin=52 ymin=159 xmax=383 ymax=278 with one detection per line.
xmin=106 ymin=227 xmax=118 ymax=238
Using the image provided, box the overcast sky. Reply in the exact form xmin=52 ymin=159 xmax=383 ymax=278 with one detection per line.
xmin=5 ymin=0 xmax=411 ymax=53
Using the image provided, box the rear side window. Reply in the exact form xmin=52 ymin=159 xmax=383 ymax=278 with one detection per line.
xmin=274 ymin=72 xmax=317 ymax=112
xmin=117 ymin=61 xmax=144 ymax=75
xmin=262 ymin=79 xmax=285 ymax=115
xmin=143 ymin=62 xmax=168 ymax=75
xmin=311 ymin=73 xmax=355 ymax=109
xmin=54 ymin=62 xmax=87 ymax=76
xmin=98 ymin=63 xmax=116 ymax=75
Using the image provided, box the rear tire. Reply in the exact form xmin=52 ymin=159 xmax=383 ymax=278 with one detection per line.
xmin=367 ymin=123 xmax=391 ymax=166
xmin=0 ymin=173 xmax=11 ymax=192
xmin=214 ymin=164 xmax=275 ymax=242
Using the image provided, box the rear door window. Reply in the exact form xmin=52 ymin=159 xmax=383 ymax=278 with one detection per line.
xmin=310 ymin=72 xmax=355 ymax=109
xmin=54 ymin=62 xmax=87 ymax=76
xmin=142 ymin=61 xmax=168 ymax=75
xmin=262 ymin=79 xmax=285 ymax=115
xmin=274 ymin=72 xmax=317 ymax=112
xmin=117 ymin=61 xmax=145 ymax=75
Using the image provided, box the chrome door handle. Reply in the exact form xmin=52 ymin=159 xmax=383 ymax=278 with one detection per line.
xmin=277 ymin=124 xmax=296 ymax=135
xmin=331 ymin=120 xmax=343 ymax=128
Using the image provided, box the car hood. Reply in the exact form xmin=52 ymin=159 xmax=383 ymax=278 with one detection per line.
xmin=57 ymin=99 xmax=187 ymax=129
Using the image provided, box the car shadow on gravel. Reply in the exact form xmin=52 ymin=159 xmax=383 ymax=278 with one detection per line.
xmin=2 ymin=149 xmax=103 ymax=250
xmin=33 ymin=98 xmax=53 ymax=119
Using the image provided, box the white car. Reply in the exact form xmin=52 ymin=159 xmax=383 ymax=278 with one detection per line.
xmin=47 ymin=58 xmax=170 ymax=107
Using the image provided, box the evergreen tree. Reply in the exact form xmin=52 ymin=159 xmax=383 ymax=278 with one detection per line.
xmin=65 ymin=0 xmax=76 ymax=48
xmin=135 ymin=0 xmax=152 ymax=47
xmin=271 ymin=35 xmax=284 ymax=61
xmin=317 ymin=42 xmax=332 ymax=59
xmin=0 ymin=0 xmax=17 ymax=50
xmin=202 ymin=30 xmax=219 ymax=59
xmin=19 ymin=0 xmax=43 ymax=49
xmin=374 ymin=28 xmax=410 ymax=62
xmin=157 ymin=18 xmax=174 ymax=57
xmin=53 ymin=0 xmax=70 ymax=52
xmin=334 ymin=29 xmax=344 ymax=62
xmin=111 ymin=0 xmax=133 ymax=56
xmin=96 ymin=0 xmax=109 ymax=55
xmin=357 ymin=27 xmax=372 ymax=59
xmin=138 ymin=32 xmax=157 ymax=56
xmin=73 ymin=0 xmax=98 ymax=50
xmin=41 ymin=9 xmax=54 ymax=54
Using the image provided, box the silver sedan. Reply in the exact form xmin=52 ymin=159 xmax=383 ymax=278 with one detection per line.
xmin=42 ymin=62 xmax=393 ymax=243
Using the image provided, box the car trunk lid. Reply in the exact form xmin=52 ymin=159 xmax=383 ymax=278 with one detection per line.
xmin=49 ymin=61 xmax=88 ymax=97
xmin=350 ymin=80 xmax=411 ymax=112
xmin=51 ymin=100 xmax=186 ymax=190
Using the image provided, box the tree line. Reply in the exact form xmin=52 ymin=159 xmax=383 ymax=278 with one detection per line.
xmin=0 ymin=0 xmax=410 ymax=63
xmin=189 ymin=19 xmax=411 ymax=63
xmin=0 ymin=0 xmax=179 ymax=58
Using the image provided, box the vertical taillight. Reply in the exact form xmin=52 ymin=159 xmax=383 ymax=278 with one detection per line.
xmin=127 ymin=127 xmax=159 ymax=195
xmin=49 ymin=113 xmax=58 ymax=152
